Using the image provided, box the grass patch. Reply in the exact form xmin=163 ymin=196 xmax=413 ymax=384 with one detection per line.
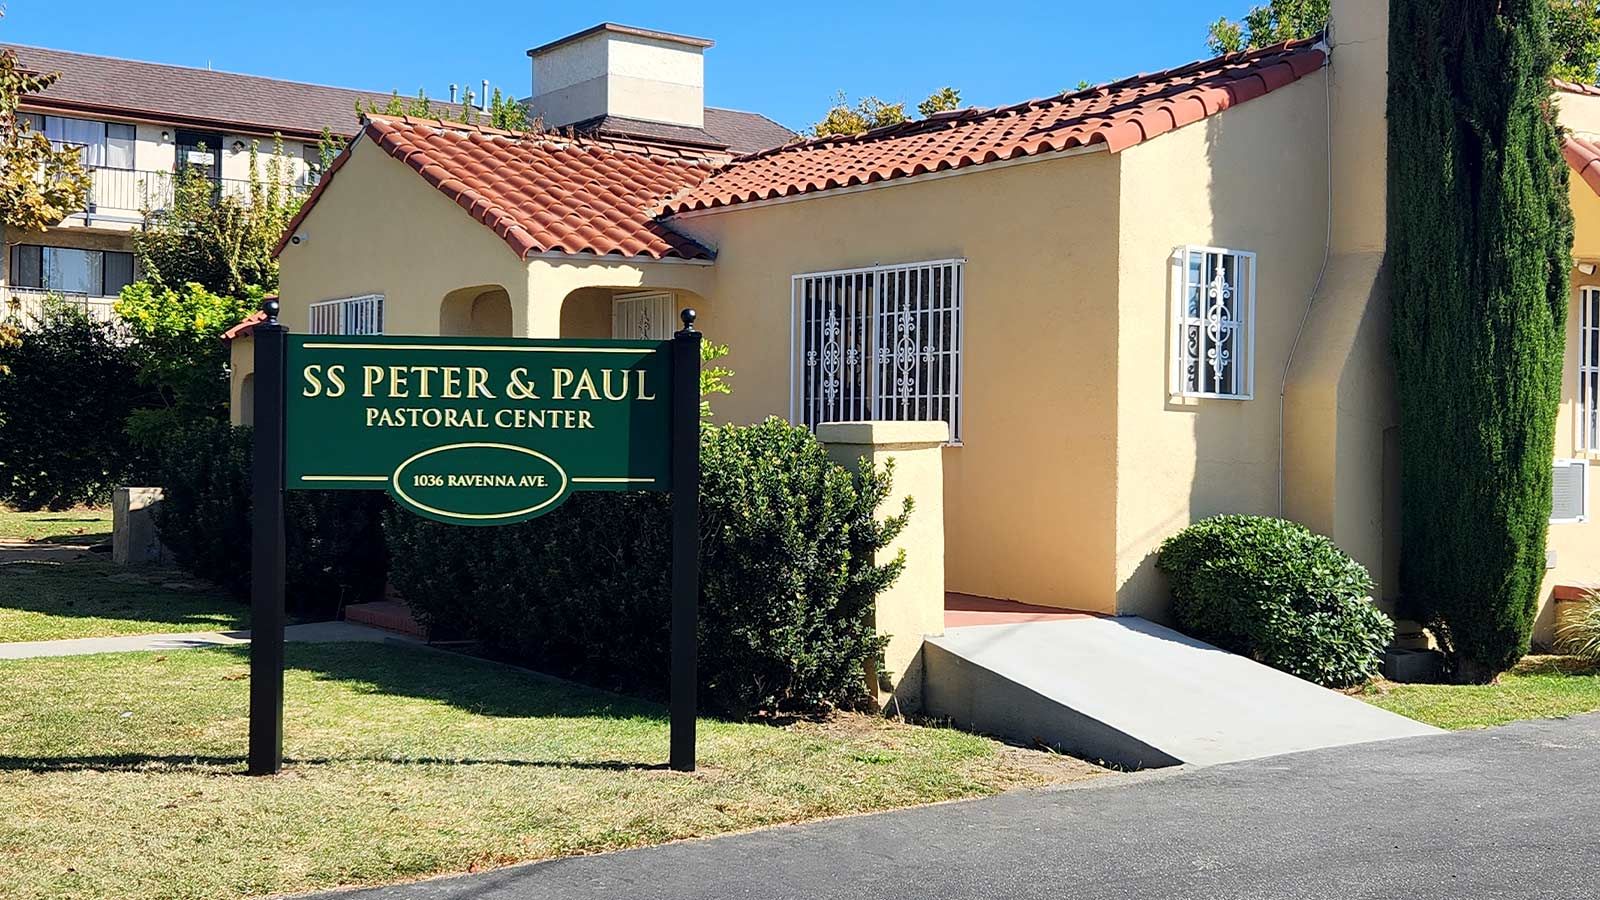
xmin=0 ymin=506 xmax=111 ymax=544
xmin=1357 ymin=655 xmax=1600 ymax=729
xmin=0 ymin=559 xmax=247 ymax=643
xmin=0 ymin=642 xmax=1105 ymax=899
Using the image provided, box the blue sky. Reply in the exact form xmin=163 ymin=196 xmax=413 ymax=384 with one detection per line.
xmin=2 ymin=1 xmax=1234 ymax=131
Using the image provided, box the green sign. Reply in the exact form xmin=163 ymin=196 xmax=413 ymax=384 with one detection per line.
xmin=284 ymin=335 xmax=673 ymax=525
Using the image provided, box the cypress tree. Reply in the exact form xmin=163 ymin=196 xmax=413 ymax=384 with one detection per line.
xmin=1389 ymin=0 xmax=1572 ymax=682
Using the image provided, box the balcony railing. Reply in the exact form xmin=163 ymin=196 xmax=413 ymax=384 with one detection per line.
xmin=77 ymin=167 xmax=315 ymax=218
xmin=2 ymin=287 xmax=119 ymax=326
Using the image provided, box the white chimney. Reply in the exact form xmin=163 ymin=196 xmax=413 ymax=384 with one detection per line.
xmin=527 ymin=23 xmax=712 ymax=130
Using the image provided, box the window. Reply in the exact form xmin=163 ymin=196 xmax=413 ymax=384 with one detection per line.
xmin=1579 ymin=287 xmax=1600 ymax=453
xmin=20 ymin=114 xmax=135 ymax=169
xmin=1172 ymin=245 xmax=1256 ymax=400
xmin=309 ymin=294 xmax=384 ymax=335
xmin=612 ymin=291 xmax=675 ymax=340
xmin=1553 ymin=459 xmax=1589 ymax=524
xmin=8 ymin=245 xmax=135 ymax=297
xmin=792 ymin=259 xmax=964 ymax=442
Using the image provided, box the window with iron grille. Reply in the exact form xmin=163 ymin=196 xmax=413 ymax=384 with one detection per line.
xmin=308 ymin=294 xmax=384 ymax=335
xmin=1172 ymin=246 xmax=1256 ymax=400
xmin=792 ymin=259 xmax=964 ymax=443
xmin=612 ymin=291 xmax=676 ymax=340
xmin=1580 ymin=286 xmax=1600 ymax=454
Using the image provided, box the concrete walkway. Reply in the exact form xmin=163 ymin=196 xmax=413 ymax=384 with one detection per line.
xmin=310 ymin=714 xmax=1600 ymax=900
xmin=0 ymin=621 xmax=416 ymax=660
xmin=924 ymin=615 xmax=1439 ymax=768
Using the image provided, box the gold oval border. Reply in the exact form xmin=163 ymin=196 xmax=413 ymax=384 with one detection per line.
xmin=391 ymin=442 xmax=570 ymax=522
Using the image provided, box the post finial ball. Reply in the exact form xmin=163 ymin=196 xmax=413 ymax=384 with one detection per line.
xmin=263 ymin=296 xmax=281 ymax=324
xmin=679 ymin=308 xmax=697 ymax=332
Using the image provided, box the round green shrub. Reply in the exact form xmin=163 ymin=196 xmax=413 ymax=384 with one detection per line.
xmin=1156 ymin=515 xmax=1393 ymax=688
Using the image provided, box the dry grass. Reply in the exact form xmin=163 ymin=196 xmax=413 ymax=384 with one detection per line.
xmin=0 ymin=642 xmax=1106 ymax=900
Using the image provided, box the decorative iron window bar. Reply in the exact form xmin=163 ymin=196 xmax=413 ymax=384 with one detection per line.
xmin=1172 ymin=245 xmax=1256 ymax=400
xmin=791 ymin=259 xmax=965 ymax=443
xmin=1581 ymin=286 xmax=1600 ymax=454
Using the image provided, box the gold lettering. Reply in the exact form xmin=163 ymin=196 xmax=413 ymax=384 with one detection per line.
xmin=413 ymin=365 xmax=439 ymax=398
xmin=387 ymin=366 xmax=411 ymax=398
xmin=601 ymin=369 xmax=629 ymax=401
xmin=572 ymin=369 xmax=600 ymax=401
xmin=362 ymin=365 xmax=384 ymax=398
xmin=467 ymin=367 xmax=495 ymax=399
xmin=635 ymin=371 xmax=656 ymax=401
xmin=301 ymin=365 xmax=324 ymax=397
xmin=365 ymin=407 xmax=379 ymax=426
xmin=551 ymin=368 xmax=574 ymax=399
xmin=578 ymin=410 xmax=593 ymax=428
xmin=326 ymin=364 xmax=346 ymax=398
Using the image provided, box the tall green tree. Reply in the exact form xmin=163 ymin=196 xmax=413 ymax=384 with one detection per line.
xmin=0 ymin=15 xmax=90 ymax=237
xmin=1390 ymin=0 xmax=1571 ymax=681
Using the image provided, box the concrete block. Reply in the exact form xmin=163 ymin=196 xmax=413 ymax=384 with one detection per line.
xmin=1383 ymin=647 xmax=1444 ymax=683
xmin=112 ymin=487 xmax=168 ymax=565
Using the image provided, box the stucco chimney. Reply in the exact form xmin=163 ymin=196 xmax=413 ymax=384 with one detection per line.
xmin=526 ymin=23 xmax=713 ymax=130
xmin=1328 ymin=0 xmax=1388 ymax=252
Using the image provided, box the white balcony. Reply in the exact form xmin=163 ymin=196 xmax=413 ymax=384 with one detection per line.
xmin=67 ymin=166 xmax=316 ymax=226
xmin=2 ymin=287 xmax=119 ymax=326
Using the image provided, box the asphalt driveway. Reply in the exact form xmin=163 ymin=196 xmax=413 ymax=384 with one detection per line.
xmin=313 ymin=714 xmax=1600 ymax=900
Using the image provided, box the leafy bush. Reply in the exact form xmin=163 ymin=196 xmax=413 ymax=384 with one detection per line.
xmin=115 ymin=281 xmax=254 ymax=448
xmin=154 ymin=419 xmax=387 ymax=618
xmin=0 ymin=303 xmax=155 ymax=509
xmin=388 ymin=418 xmax=907 ymax=717
xmin=1156 ymin=515 xmax=1393 ymax=688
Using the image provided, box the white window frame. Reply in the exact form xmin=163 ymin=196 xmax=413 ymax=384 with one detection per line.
xmin=611 ymin=291 xmax=676 ymax=340
xmin=308 ymin=293 xmax=384 ymax=335
xmin=1579 ymin=286 xmax=1600 ymax=455
xmin=789 ymin=258 xmax=965 ymax=444
xmin=1552 ymin=458 xmax=1590 ymax=525
xmin=1170 ymin=245 xmax=1257 ymax=400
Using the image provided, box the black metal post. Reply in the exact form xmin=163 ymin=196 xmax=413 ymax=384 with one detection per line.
xmin=669 ymin=309 xmax=702 ymax=772
xmin=248 ymin=298 xmax=288 ymax=776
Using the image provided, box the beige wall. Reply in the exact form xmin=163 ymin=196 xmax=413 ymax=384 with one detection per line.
xmin=1112 ymin=72 xmax=1335 ymax=619
xmin=229 ymin=334 xmax=255 ymax=427
xmin=672 ymin=148 xmax=1125 ymax=613
xmin=274 ymin=138 xmax=534 ymax=338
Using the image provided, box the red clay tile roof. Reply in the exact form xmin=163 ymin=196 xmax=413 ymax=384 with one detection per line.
xmin=4 ymin=43 xmax=464 ymax=140
xmin=663 ymin=38 xmax=1327 ymax=214
xmin=276 ymin=115 xmax=717 ymax=261
xmin=221 ymin=309 xmax=268 ymax=342
xmin=1565 ymin=136 xmax=1600 ymax=197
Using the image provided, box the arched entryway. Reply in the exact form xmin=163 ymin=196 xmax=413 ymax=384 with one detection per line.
xmin=440 ymin=285 xmax=513 ymax=336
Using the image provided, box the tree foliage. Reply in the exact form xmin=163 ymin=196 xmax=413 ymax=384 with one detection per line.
xmin=1207 ymin=0 xmax=1329 ymax=54
xmin=1390 ymin=0 xmax=1571 ymax=681
xmin=114 ymin=281 xmax=253 ymax=446
xmin=132 ymin=139 xmax=301 ymax=297
xmin=0 ymin=16 xmax=90 ymax=235
xmin=812 ymin=87 xmax=962 ymax=137
xmin=1207 ymin=0 xmax=1600 ymax=84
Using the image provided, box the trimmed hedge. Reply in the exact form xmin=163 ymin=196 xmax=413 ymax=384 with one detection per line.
xmin=1156 ymin=515 xmax=1393 ymax=688
xmin=154 ymin=419 xmax=387 ymax=618
xmin=0 ymin=306 xmax=155 ymax=510
xmin=387 ymin=418 xmax=908 ymax=717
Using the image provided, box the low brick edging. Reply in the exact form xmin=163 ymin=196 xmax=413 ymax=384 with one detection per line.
xmin=342 ymin=600 xmax=427 ymax=639
xmin=1554 ymin=585 xmax=1595 ymax=603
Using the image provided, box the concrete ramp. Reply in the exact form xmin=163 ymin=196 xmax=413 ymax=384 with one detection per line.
xmin=924 ymin=615 xmax=1440 ymax=769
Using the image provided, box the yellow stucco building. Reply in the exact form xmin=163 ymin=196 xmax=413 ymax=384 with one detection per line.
xmin=230 ymin=3 xmax=1600 ymax=646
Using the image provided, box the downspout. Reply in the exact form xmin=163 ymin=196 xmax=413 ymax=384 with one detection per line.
xmin=1278 ymin=37 xmax=1336 ymax=516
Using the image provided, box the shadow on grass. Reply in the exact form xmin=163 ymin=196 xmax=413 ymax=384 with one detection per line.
xmin=34 ymin=531 xmax=113 ymax=545
xmin=0 ymin=754 xmax=669 ymax=773
xmin=0 ymin=559 xmax=246 ymax=631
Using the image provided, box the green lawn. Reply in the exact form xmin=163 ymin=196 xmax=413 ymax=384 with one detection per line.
xmin=0 ymin=506 xmax=112 ymax=544
xmin=0 ymin=559 xmax=248 ymax=643
xmin=0 ymin=642 xmax=1104 ymax=900
xmin=1359 ymin=655 xmax=1600 ymax=729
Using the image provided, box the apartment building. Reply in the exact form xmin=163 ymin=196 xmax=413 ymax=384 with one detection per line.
xmin=1 ymin=39 xmax=791 ymax=324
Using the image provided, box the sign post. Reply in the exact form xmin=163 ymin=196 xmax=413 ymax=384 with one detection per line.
xmin=248 ymin=299 xmax=288 ymax=776
xmin=247 ymin=302 xmax=702 ymax=776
